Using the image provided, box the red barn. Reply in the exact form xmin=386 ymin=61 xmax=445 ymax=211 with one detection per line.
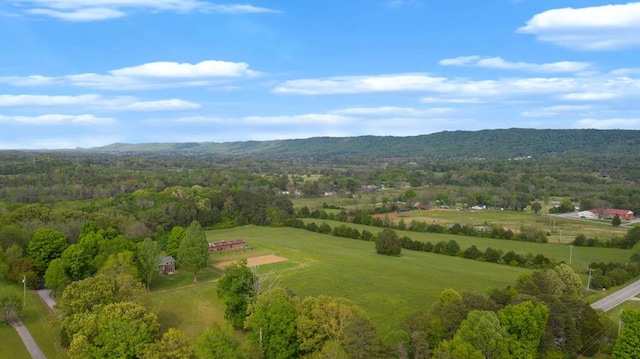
xmin=209 ymin=239 xmax=246 ymax=252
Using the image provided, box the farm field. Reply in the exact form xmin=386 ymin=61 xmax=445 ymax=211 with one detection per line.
xmin=205 ymin=225 xmax=533 ymax=334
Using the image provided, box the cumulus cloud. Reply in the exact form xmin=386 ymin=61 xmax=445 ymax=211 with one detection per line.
xmin=522 ymin=105 xmax=594 ymax=117
xmin=273 ymin=72 xmax=640 ymax=105
xmin=0 ymin=113 xmax=115 ymax=125
xmin=517 ymin=2 xmax=640 ymax=50
xmin=439 ymin=56 xmax=591 ymax=73
xmin=3 ymin=60 xmax=260 ymax=91
xmin=9 ymin=0 xmax=280 ymax=21
xmin=0 ymin=94 xmax=200 ymax=110
xmin=332 ymin=106 xmax=454 ymax=116
xmin=575 ymin=118 xmax=640 ymax=129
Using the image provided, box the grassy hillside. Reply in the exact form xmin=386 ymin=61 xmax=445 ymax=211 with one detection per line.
xmin=91 ymin=128 xmax=640 ymax=159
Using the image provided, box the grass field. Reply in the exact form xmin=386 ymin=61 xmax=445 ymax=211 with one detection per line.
xmin=205 ymin=225 xmax=534 ymax=334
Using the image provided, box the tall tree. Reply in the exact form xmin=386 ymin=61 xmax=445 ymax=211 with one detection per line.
xmin=165 ymin=226 xmax=185 ymax=259
xmin=28 ymin=228 xmax=68 ymax=271
xmin=44 ymin=258 xmax=67 ymax=297
xmin=217 ymin=259 xmax=255 ymax=329
xmin=137 ymin=238 xmax=161 ymax=291
xmin=245 ymin=288 xmax=299 ymax=359
xmin=375 ymin=228 xmax=401 ymax=256
xmin=176 ymin=221 xmax=209 ymax=282
xmin=497 ymin=301 xmax=548 ymax=359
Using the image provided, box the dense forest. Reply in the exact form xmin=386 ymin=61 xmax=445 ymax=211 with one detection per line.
xmin=1 ymin=129 xmax=640 ymax=358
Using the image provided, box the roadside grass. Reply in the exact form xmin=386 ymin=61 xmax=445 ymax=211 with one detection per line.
xmin=0 ymin=281 xmax=66 ymax=359
xmin=204 ymin=225 xmax=533 ymax=334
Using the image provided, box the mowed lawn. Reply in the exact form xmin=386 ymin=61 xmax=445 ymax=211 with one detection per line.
xmin=205 ymin=226 xmax=534 ymax=334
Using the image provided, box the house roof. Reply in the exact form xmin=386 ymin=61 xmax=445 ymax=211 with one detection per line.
xmin=158 ymin=256 xmax=175 ymax=265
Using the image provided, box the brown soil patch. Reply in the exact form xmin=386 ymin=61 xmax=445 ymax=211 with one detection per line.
xmin=214 ymin=255 xmax=288 ymax=269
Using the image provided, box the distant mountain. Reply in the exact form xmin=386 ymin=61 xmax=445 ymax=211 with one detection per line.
xmin=91 ymin=128 xmax=640 ymax=159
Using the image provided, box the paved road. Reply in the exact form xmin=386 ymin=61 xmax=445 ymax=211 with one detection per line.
xmin=591 ymin=278 xmax=640 ymax=312
xmin=8 ymin=315 xmax=47 ymax=359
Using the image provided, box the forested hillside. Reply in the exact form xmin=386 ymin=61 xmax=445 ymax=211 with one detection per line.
xmin=92 ymin=128 xmax=640 ymax=159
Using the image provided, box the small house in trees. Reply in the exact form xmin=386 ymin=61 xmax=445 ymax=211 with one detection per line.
xmin=208 ymin=239 xmax=246 ymax=252
xmin=158 ymin=256 xmax=176 ymax=275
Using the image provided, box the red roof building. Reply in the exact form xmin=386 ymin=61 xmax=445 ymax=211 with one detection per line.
xmin=589 ymin=208 xmax=635 ymax=221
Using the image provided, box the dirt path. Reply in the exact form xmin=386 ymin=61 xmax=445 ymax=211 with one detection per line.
xmin=214 ymin=254 xmax=288 ymax=269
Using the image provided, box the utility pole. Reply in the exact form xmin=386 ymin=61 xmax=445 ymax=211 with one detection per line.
xmin=587 ymin=267 xmax=592 ymax=291
xmin=22 ymin=275 xmax=26 ymax=308
xmin=569 ymin=245 xmax=573 ymax=265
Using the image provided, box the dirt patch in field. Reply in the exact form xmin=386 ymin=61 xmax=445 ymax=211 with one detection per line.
xmin=213 ymin=255 xmax=288 ymax=269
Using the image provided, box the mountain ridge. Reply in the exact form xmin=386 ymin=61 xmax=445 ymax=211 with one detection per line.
xmin=88 ymin=128 xmax=640 ymax=159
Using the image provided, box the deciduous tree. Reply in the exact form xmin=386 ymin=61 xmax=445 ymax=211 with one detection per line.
xmin=176 ymin=221 xmax=209 ymax=282
xmin=216 ymin=259 xmax=255 ymax=329
xmin=137 ymin=238 xmax=160 ymax=291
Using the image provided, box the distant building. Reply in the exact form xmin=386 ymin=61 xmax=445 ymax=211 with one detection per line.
xmin=209 ymin=239 xmax=246 ymax=252
xmin=588 ymin=208 xmax=635 ymax=221
xmin=158 ymin=256 xmax=176 ymax=275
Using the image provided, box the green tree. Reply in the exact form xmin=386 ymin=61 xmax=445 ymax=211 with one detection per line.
xmin=497 ymin=301 xmax=549 ymax=359
xmin=433 ymin=337 xmax=484 ymax=359
xmin=44 ymin=258 xmax=67 ymax=297
xmin=98 ymin=250 xmax=140 ymax=278
xmin=375 ymin=228 xmax=401 ymax=256
xmin=0 ymin=289 xmax=20 ymax=323
xmin=68 ymin=301 xmax=160 ymax=359
xmin=137 ymin=238 xmax=161 ymax=291
xmin=245 ymin=288 xmax=299 ymax=359
xmin=216 ymin=259 xmax=255 ymax=329
xmin=612 ymin=310 xmax=640 ymax=358
xmin=531 ymin=202 xmax=542 ymax=214
xmin=553 ymin=263 xmax=583 ymax=297
xmin=612 ymin=214 xmax=622 ymax=227
xmin=28 ymin=228 xmax=68 ymax=271
xmin=176 ymin=221 xmax=209 ymax=282
xmin=453 ymin=310 xmax=509 ymax=359
xmin=196 ymin=325 xmax=245 ymax=359
xmin=141 ymin=328 xmax=194 ymax=359
xmin=60 ymin=244 xmax=93 ymax=280
xmin=165 ymin=226 xmax=185 ymax=259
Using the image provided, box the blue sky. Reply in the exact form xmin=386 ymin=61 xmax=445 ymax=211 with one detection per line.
xmin=1 ymin=0 xmax=640 ymax=149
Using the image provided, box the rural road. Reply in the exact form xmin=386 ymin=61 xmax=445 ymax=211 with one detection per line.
xmin=591 ymin=278 xmax=640 ymax=312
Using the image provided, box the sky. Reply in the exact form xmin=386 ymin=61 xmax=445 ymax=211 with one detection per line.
xmin=1 ymin=0 xmax=640 ymax=149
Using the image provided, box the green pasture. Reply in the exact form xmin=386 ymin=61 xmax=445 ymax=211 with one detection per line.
xmin=205 ymin=225 xmax=533 ymax=334
xmin=0 ymin=282 xmax=67 ymax=359
xmin=301 ymin=219 xmax=631 ymax=273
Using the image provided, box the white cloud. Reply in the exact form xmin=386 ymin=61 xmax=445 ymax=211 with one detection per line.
xmin=274 ymin=72 xmax=640 ymax=104
xmin=0 ymin=75 xmax=57 ymax=86
xmin=9 ymin=0 xmax=279 ymax=21
xmin=243 ymin=113 xmax=354 ymax=125
xmin=439 ymin=56 xmax=591 ymax=73
xmin=575 ymin=118 xmax=640 ymax=129
xmin=27 ymin=7 xmax=125 ymax=21
xmin=332 ymin=106 xmax=454 ymax=116
xmin=0 ymin=94 xmax=200 ymax=110
xmin=562 ymin=92 xmax=618 ymax=101
xmin=517 ymin=2 xmax=640 ymax=50
xmin=0 ymin=113 xmax=115 ymax=125
xmin=273 ymin=74 xmax=449 ymax=95
xmin=3 ymin=60 xmax=260 ymax=91
xmin=111 ymin=60 xmax=258 ymax=78
xmin=522 ymin=105 xmax=594 ymax=117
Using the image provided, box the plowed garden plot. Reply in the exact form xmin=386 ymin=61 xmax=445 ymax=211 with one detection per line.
xmin=213 ymin=254 xmax=288 ymax=269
